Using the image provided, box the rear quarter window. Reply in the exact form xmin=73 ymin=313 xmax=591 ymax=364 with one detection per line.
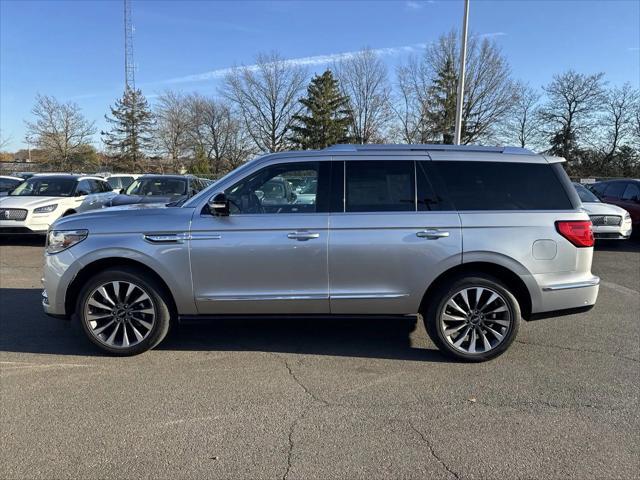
xmin=433 ymin=161 xmax=574 ymax=210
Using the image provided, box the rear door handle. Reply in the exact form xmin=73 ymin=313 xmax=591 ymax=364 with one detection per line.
xmin=416 ymin=229 xmax=450 ymax=239
xmin=287 ymin=231 xmax=320 ymax=241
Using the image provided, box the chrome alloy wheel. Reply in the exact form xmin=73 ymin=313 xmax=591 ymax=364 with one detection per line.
xmin=440 ymin=286 xmax=512 ymax=354
xmin=83 ymin=281 xmax=156 ymax=349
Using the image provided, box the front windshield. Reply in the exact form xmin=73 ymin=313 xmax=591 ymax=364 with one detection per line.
xmin=573 ymin=183 xmax=600 ymax=203
xmin=125 ymin=178 xmax=187 ymax=197
xmin=10 ymin=177 xmax=76 ymax=197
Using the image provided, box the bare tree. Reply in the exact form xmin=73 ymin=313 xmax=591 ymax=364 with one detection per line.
xmin=393 ymin=31 xmax=516 ymax=145
xmin=393 ymin=56 xmax=431 ymax=143
xmin=222 ymin=52 xmax=307 ymax=153
xmin=499 ymin=82 xmax=542 ymax=149
xmin=0 ymin=130 xmax=11 ymax=151
xmin=598 ymin=83 xmax=639 ymax=160
xmin=25 ymin=94 xmax=96 ymax=170
xmin=539 ymin=70 xmax=605 ymax=161
xmin=187 ymin=94 xmax=253 ymax=175
xmin=334 ymin=48 xmax=392 ymax=143
xmin=154 ymin=90 xmax=191 ymax=172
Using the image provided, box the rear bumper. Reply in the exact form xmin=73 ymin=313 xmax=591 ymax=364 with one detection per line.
xmin=535 ymin=276 xmax=600 ymax=314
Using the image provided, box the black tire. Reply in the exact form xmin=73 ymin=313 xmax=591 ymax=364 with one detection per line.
xmin=422 ymin=273 xmax=521 ymax=362
xmin=76 ymin=267 xmax=172 ymax=356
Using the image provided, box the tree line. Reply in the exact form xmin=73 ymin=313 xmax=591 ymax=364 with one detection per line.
xmin=10 ymin=30 xmax=640 ymax=177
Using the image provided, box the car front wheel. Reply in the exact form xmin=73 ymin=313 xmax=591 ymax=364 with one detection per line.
xmin=423 ymin=274 xmax=521 ymax=362
xmin=77 ymin=267 xmax=172 ymax=355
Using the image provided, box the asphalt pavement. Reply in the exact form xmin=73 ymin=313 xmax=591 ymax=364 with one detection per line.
xmin=1 ymin=237 xmax=638 ymax=479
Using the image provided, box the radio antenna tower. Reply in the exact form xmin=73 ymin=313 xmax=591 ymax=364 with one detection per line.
xmin=124 ymin=0 xmax=135 ymax=90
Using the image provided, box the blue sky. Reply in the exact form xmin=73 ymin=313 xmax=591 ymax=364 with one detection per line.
xmin=1 ymin=0 xmax=639 ymax=150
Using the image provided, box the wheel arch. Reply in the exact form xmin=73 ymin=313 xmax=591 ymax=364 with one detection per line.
xmin=65 ymin=257 xmax=178 ymax=319
xmin=420 ymin=261 xmax=533 ymax=320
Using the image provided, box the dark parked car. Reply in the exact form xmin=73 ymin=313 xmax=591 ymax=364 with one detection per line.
xmin=590 ymin=179 xmax=640 ymax=231
xmin=108 ymin=175 xmax=207 ymax=207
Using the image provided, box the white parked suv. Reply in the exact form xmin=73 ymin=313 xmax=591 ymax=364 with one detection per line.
xmin=0 ymin=174 xmax=115 ymax=235
xmin=573 ymin=183 xmax=632 ymax=239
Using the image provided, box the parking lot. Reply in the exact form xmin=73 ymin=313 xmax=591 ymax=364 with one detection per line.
xmin=0 ymin=237 xmax=638 ymax=480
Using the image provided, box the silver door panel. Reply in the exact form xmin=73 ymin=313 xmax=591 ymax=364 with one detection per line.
xmin=328 ymin=212 xmax=462 ymax=314
xmin=190 ymin=213 xmax=330 ymax=314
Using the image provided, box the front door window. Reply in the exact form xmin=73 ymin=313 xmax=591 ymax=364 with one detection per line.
xmin=224 ymin=162 xmax=323 ymax=214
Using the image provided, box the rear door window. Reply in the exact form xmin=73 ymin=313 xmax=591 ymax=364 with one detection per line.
xmin=603 ymin=182 xmax=626 ymax=199
xmin=433 ymin=161 xmax=573 ymax=210
xmin=621 ymin=183 xmax=640 ymax=201
xmin=344 ymin=161 xmax=415 ymax=212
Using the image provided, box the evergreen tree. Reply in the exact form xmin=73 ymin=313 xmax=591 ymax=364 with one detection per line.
xmin=290 ymin=70 xmax=351 ymax=149
xmin=426 ymin=56 xmax=458 ymax=144
xmin=102 ymin=87 xmax=154 ymax=171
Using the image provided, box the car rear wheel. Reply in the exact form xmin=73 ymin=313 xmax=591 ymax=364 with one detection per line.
xmin=77 ymin=267 xmax=172 ymax=355
xmin=423 ymin=274 xmax=520 ymax=362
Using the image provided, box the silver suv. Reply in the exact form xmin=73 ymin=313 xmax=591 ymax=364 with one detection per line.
xmin=42 ymin=145 xmax=600 ymax=361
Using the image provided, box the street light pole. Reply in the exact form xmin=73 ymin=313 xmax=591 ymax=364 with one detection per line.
xmin=453 ymin=0 xmax=470 ymax=145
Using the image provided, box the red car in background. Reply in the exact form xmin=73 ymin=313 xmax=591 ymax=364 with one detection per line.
xmin=590 ymin=179 xmax=640 ymax=233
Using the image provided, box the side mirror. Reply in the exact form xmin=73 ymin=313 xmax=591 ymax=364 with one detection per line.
xmin=76 ymin=190 xmax=89 ymax=197
xmin=208 ymin=193 xmax=230 ymax=216
xmin=119 ymin=188 xmax=126 ymax=194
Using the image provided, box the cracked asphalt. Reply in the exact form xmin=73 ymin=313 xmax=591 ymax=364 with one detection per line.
xmin=1 ymin=237 xmax=638 ymax=479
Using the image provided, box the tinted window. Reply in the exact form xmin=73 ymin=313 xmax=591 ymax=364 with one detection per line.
xmin=434 ymin=161 xmax=573 ymax=210
xmin=126 ymin=178 xmax=187 ymax=197
xmin=603 ymin=182 xmax=626 ymax=199
xmin=590 ymin=183 xmax=607 ymax=195
xmin=87 ymin=179 xmax=104 ymax=193
xmin=622 ymin=183 xmax=640 ymax=201
xmin=98 ymin=180 xmax=112 ymax=192
xmin=345 ymin=161 xmax=414 ymax=212
xmin=417 ymin=162 xmax=453 ymax=211
xmin=0 ymin=178 xmax=21 ymax=192
xmin=573 ymin=183 xmax=600 ymax=203
xmin=76 ymin=179 xmax=92 ymax=195
xmin=224 ymin=162 xmax=326 ymax=214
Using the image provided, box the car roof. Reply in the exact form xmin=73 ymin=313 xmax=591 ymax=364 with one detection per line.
xmin=254 ymin=144 xmax=559 ymax=164
xmin=0 ymin=175 xmax=23 ymax=181
xmin=27 ymin=174 xmax=106 ymax=181
xmin=138 ymin=174 xmax=190 ymax=179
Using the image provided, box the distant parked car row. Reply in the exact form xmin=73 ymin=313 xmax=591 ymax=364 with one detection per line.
xmin=0 ymin=173 xmax=213 ymax=235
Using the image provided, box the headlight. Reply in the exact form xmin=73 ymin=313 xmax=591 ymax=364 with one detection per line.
xmin=34 ymin=204 xmax=58 ymax=214
xmin=46 ymin=229 xmax=88 ymax=254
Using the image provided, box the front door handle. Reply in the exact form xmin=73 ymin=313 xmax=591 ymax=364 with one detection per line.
xmin=416 ymin=229 xmax=450 ymax=240
xmin=287 ymin=231 xmax=320 ymax=241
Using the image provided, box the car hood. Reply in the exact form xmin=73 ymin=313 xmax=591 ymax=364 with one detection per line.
xmin=0 ymin=195 xmax=66 ymax=209
xmin=109 ymin=194 xmax=185 ymax=206
xmin=52 ymin=203 xmax=195 ymax=234
xmin=582 ymin=202 xmax=629 ymax=216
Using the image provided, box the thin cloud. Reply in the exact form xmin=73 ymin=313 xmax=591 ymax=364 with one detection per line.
xmin=159 ymin=43 xmax=429 ymax=85
xmin=406 ymin=0 xmax=435 ymax=9
xmin=473 ymin=32 xmax=507 ymax=39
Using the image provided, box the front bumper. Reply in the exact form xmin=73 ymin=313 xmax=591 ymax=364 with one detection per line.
xmin=41 ymin=247 xmax=82 ymax=317
xmin=0 ymin=214 xmax=56 ymax=234
xmin=592 ymin=224 xmax=632 ymax=240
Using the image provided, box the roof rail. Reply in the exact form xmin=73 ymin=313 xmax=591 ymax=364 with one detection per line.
xmin=323 ymin=144 xmax=535 ymax=155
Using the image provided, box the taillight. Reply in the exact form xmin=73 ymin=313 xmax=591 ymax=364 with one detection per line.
xmin=555 ymin=220 xmax=594 ymax=247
